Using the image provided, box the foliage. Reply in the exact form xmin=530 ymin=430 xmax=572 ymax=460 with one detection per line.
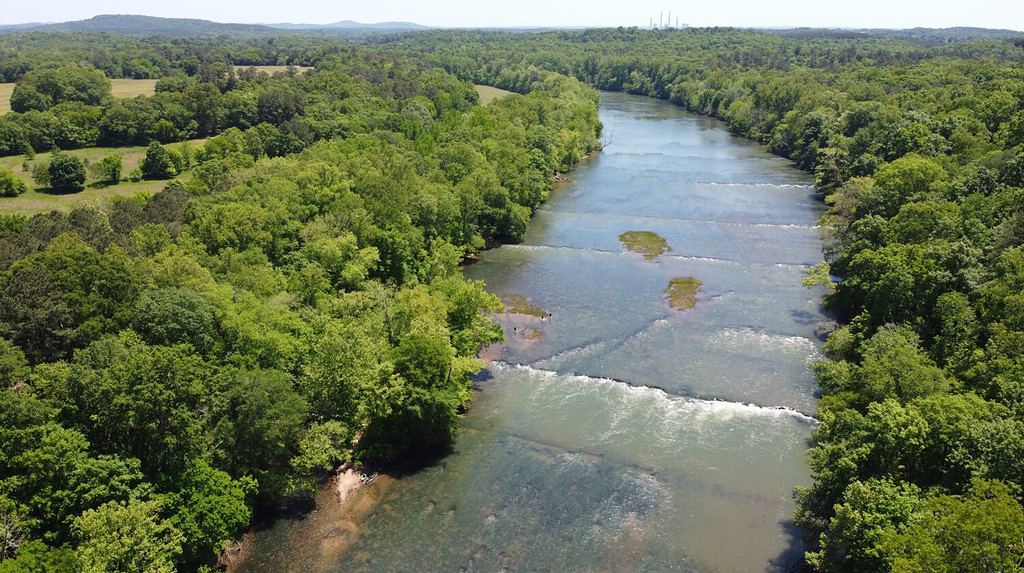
xmin=88 ymin=155 xmax=122 ymax=184
xmin=0 ymin=171 xmax=26 ymax=198
xmin=10 ymin=66 xmax=111 ymax=113
xmin=7 ymin=23 xmax=1020 ymax=573
xmin=0 ymin=36 xmax=604 ymax=571
xmin=73 ymin=499 xmax=183 ymax=573
xmin=371 ymin=25 xmax=1024 ymax=573
xmin=140 ymin=142 xmax=178 ymax=180
xmin=47 ymin=155 xmax=86 ymax=193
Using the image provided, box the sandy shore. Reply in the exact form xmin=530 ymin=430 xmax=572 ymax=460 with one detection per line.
xmin=222 ymin=467 xmax=392 ymax=573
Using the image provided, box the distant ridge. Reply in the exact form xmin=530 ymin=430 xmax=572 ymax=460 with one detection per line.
xmin=268 ymin=20 xmax=430 ymax=31
xmin=15 ymin=14 xmax=277 ymax=35
xmin=0 ymin=14 xmax=430 ymax=36
xmin=0 ymin=15 xmax=1017 ymax=38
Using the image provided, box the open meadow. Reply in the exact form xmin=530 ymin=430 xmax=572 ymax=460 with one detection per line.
xmin=0 ymin=138 xmax=205 ymax=215
xmin=474 ymin=84 xmax=512 ymax=104
xmin=0 ymin=83 xmax=13 ymax=114
xmin=234 ymin=65 xmax=314 ymax=75
xmin=0 ymin=78 xmax=156 ymax=115
xmin=110 ymin=78 xmax=158 ymax=98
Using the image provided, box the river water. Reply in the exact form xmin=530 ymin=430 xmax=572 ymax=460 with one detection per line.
xmin=235 ymin=92 xmax=827 ymax=573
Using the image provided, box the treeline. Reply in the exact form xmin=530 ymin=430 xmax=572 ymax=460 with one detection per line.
xmin=0 ymin=45 xmax=600 ymax=572
xmin=0 ymin=33 xmax=336 ymax=81
xmin=0 ymin=42 xmax=465 ymax=156
xmin=373 ymin=28 xmax=1024 ymax=572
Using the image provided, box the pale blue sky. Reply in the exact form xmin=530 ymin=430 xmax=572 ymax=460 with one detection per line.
xmin=3 ymin=0 xmax=1022 ymax=30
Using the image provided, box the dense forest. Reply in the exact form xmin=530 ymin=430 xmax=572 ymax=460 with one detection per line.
xmin=371 ymin=27 xmax=1024 ymax=572
xmin=1 ymin=24 xmax=1023 ymax=572
xmin=0 ymin=37 xmax=601 ymax=570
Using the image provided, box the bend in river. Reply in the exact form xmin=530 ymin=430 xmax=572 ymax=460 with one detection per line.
xmin=234 ymin=91 xmax=828 ymax=573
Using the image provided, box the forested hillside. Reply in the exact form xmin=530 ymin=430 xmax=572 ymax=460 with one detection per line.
xmin=375 ymin=27 xmax=1024 ymax=572
xmin=0 ymin=39 xmax=600 ymax=570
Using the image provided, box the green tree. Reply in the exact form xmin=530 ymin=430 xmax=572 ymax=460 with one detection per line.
xmin=165 ymin=460 xmax=254 ymax=565
xmin=857 ymin=326 xmax=949 ymax=403
xmin=213 ymin=369 xmax=308 ymax=500
xmin=11 ymin=66 xmax=110 ymax=113
xmin=808 ymin=479 xmax=924 ymax=573
xmin=88 ymin=155 xmax=122 ymax=185
xmin=140 ymin=142 xmax=177 ymax=180
xmin=182 ymin=83 xmax=222 ymax=137
xmin=290 ymin=420 xmax=353 ymax=483
xmin=33 ymin=335 xmax=212 ymax=480
xmin=47 ymin=155 xmax=86 ymax=193
xmin=131 ymin=287 xmax=216 ymax=352
xmin=73 ymin=499 xmax=183 ymax=573
xmin=0 ymin=540 xmax=79 ymax=573
xmin=882 ymin=480 xmax=1024 ymax=573
xmin=856 ymin=155 xmax=946 ymax=218
xmin=0 ymin=169 xmax=27 ymax=197
xmin=30 ymin=162 xmax=49 ymax=188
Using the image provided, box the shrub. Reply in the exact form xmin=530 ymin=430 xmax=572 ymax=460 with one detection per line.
xmin=48 ymin=154 xmax=86 ymax=193
xmin=0 ymin=169 xmax=27 ymax=197
xmin=140 ymin=142 xmax=177 ymax=180
xmin=89 ymin=155 xmax=123 ymax=184
xmin=30 ymin=162 xmax=50 ymax=187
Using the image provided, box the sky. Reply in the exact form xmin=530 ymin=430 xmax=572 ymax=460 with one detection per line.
xmin=2 ymin=0 xmax=1022 ymax=31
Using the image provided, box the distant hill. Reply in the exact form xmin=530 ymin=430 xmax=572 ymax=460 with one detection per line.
xmin=4 ymin=14 xmax=278 ymax=36
xmin=0 ymin=15 xmax=429 ymax=36
xmin=0 ymin=22 xmax=46 ymax=32
xmin=769 ymin=26 xmax=1024 ymax=43
xmin=268 ymin=20 xmax=430 ymax=31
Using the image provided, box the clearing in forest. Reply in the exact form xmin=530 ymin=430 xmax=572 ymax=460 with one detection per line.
xmin=234 ymin=65 xmax=314 ymax=75
xmin=0 ymin=84 xmax=12 ymax=114
xmin=0 ymin=79 xmax=158 ymax=115
xmin=0 ymin=139 xmax=206 ymax=215
xmin=474 ymin=84 xmax=512 ymax=105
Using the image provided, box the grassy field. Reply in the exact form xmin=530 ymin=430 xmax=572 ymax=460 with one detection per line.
xmin=0 ymin=138 xmax=206 ymax=216
xmin=0 ymin=180 xmax=173 ymax=217
xmin=234 ymin=65 xmax=314 ymax=75
xmin=110 ymin=78 xmax=158 ymax=98
xmin=0 ymin=83 xmax=13 ymax=114
xmin=474 ymin=84 xmax=513 ymax=105
xmin=0 ymin=79 xmax=159 ymax=115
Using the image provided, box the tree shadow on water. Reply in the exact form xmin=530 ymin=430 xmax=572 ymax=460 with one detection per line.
xmin=769 ymin=519 xmax=813 ymax=573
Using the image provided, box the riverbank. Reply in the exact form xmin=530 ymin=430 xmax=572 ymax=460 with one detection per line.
xmin=229 ymin=92 xmax=823 ymax=572
xmin=224 ymin=468 xmax=394 ymax=573
xmin=225 ymin=145 xmax=599 ymax=571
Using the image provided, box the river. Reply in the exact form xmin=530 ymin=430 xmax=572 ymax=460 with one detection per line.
xmin=233 ymin=91 xmax=827 ymax=573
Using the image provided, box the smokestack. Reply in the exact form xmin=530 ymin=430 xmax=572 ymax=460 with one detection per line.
xmin=660 ymin=11 xmax=663 ymax=28
xmin=668 ymin=10 xmax=671 ymax=28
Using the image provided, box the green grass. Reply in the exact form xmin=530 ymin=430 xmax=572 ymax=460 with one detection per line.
xmin=619 ymin=230 xmax=671 ymax=261
xmin=666 ymin=277 xmax=702 ymax=311
xmin=0 ymin=138 xmax=206 ymax=216
xmin=474 ymin=85 xmax=512 ymax=105
xmin=0 ymin=180 xmax=172 ymax=217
